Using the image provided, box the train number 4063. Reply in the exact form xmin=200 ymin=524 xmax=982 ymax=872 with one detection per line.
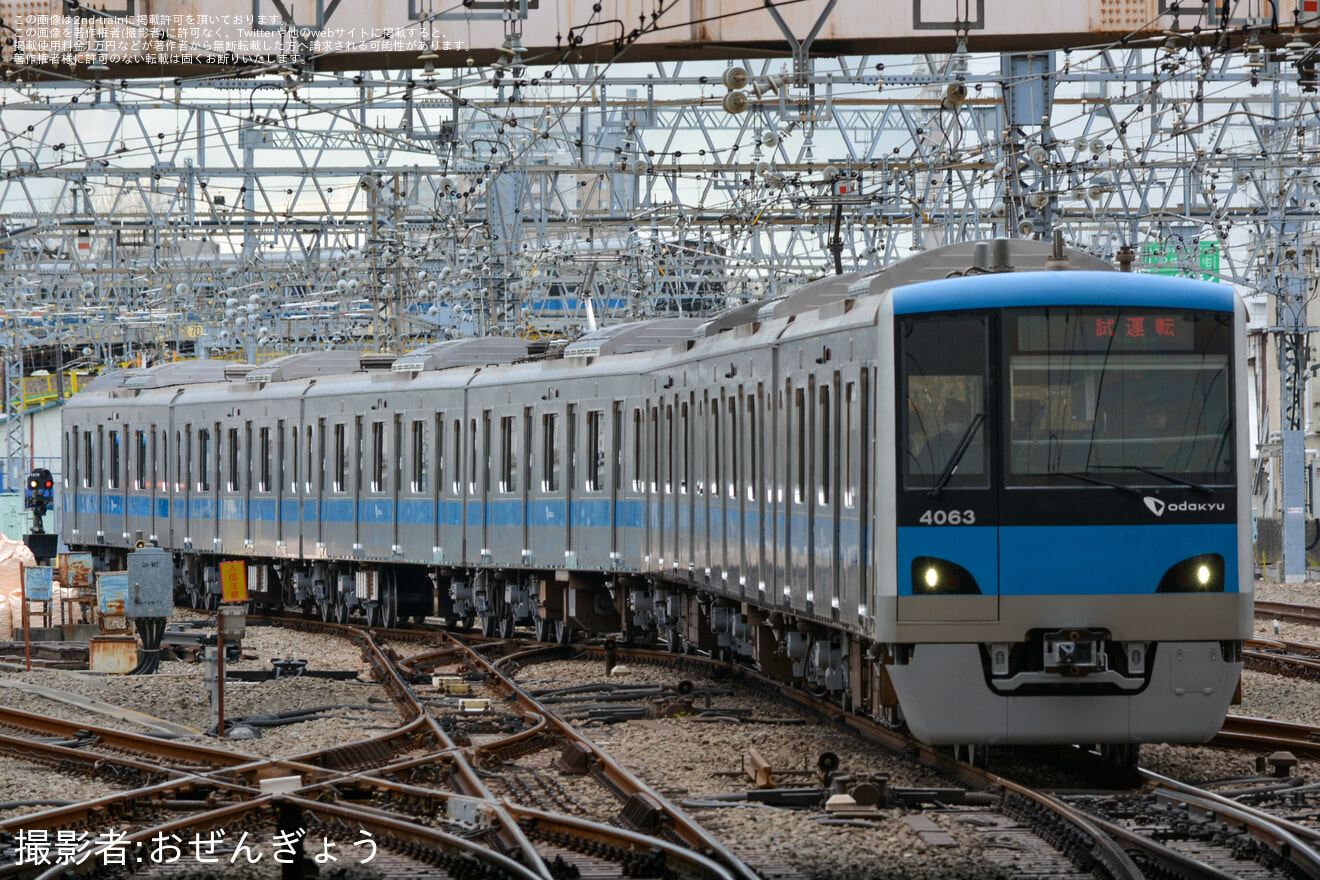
xmin=918 ymin=509 xmax=976 ymax=525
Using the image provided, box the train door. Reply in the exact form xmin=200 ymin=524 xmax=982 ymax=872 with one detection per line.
xmin=565 ymin=404 xmax=577 ymax=562
xmin=581 ymin=405 xmax=609 ymax=567
xmin=522 ymin=407 xmax=533 ymax=564
xmin=358 ymin=415 xmax=392 ymax=559
xmin=811 ymin=372 xmax=842 ymax=622
xmin=478 ymin=410 xmax=490 ymax=561
xmin=787 ymin=377 xmax=811 ymax=615
xmin=677 ymin=396 xmax=691 ymax=573
xmin=706 ymin=392 xmax=721 ymax=584
xmin=109 ymin=424 xmax=126 ymax=544
xmin=285 ymin=420 xmax=299 ymax=558
xmin=838 ymin=368 xmax=870 ymax=628
xmin=609 ymin=403 xmax=624 ymax=566
xmin=177 ymin=425 xmax=189 ymax=550
xmin=155 ymin=426 xmax=166 ymax=544
xmin=896 ymin=312 xmax=998 ymax=621
xmin=491 ymin=406 xmax=524 ymax=567
xmin=313 ymin=421 xmax=325 ymax=554
xmin=746 ymin=387 xmax=763 ymax=601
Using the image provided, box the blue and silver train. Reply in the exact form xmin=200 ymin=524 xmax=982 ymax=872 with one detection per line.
xmin=61 ymin=238 xmax=1249 ymax=755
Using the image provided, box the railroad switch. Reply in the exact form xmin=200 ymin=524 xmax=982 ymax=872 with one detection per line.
xmin=271 ymin=658 xmax=308 ymax=679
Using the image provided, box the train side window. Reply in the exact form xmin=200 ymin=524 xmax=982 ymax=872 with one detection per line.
xmin=259 ymin=427 xmax=272 ymax=492
xmin=632 ymin=408 xmax=643 ymax=492
xmin=794 ymin=387 xmax=805 ymax=504
xmin=83 ymin=431 xmax=93 ymax=488
xmin=411 ymin=419 xmax=427 ymax=493
xmin=181 ymin=429 xmax=189 ymax=494
xmin=333 ymin=423 xmax=346 ymax=493
xmin=680 ymin=401 xmax=689 ymax=495
xmin=468 ymin=418 xmax=479 ymax=495
xmin=157 ymin=430 xmax=165 ymax=493
xmin=134 ymin=430 xmax=146 ymax=491
xmin=500 ymin=415 xmax=517 ymax=493
xmin=371 ymin=421 xmax=386 ymax=493
xmin=106 ymin=429 xmax=120 ymax=490
xmin=728 ymin=397 xmax=738 ymax=499
xmin=308 ymin=424 xmax=318 ymax=494
xmin=586 ymin=410 xmax=604 ymax=492
xmin=844 ymin=382 xmax=857 ymax=509
xmin=227 ymin=428 xmax=241 ymax=492
xmin=198 ymin=429 xmax=211 ymax=492
xmin=290 ymin=426 xmax=299 ymax=494
xmin=64 ymin=430 xmax=73 ymax=489
xmin=900 ymin=313 xmax=988 ymax=490
xmin=710 ymin=404 xmax=720 ymax=496
xmin=819 ymin=383 xmax=831 ymax=506
xmin=543 ymin=413 xmax=560 ymax=492
xmin=451 ymin=419 xmax=461 ymax=495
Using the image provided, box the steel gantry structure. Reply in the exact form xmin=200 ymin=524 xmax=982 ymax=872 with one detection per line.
xmin=1 ymin=0 xmax=1320 ymax=571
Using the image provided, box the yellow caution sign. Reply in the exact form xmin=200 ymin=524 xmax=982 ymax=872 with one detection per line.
xmin=185 ymin=325 xmax=204 ymax=338
xmin=220 ymin=560 xmax=247 ymax=603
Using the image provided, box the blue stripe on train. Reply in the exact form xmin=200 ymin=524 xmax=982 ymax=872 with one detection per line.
xmin=896 ymin=523 xmax=1237 ymax=595
xmin=892 ymin=270 xmax=1234 ymax=315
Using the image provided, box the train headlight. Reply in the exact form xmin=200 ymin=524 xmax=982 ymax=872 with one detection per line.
xmin=1156 ymin=553 xmax=1225 ymax=593
xmin=911 ymin=557 xmax=981 ymax=595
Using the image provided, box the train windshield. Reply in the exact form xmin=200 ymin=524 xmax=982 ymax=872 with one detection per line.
xmin=1005 ymin=307 xmax=1233 ymax=487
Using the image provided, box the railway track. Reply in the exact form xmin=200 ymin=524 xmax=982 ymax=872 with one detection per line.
xmin=14 ymin=610 xmax=1320 ymax=878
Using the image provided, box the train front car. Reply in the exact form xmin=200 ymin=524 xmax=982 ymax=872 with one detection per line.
xmin=882 ymin=269 xmax=1249 ymax=749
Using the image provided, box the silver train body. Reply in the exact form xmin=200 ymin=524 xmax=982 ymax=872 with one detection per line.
xmin=61 ymin=240 xmax=1251 ymax=748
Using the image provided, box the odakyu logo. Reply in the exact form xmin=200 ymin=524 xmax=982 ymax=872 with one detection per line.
xmin=1143 ymin=497 xmax=1225 ymax=517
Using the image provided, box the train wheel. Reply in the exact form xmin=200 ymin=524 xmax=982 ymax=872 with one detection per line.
xmin=186 ymin=584 xmax=202 ymax=609
xmin=334 ymin=598 xmax=349 ymax=624
xmin=203 ymin=590 xmax=217 ymax=612
xmin=379 ymin=576 xmax=398 ymax=629
xmin=535 ymin=617 xmax=555 ymax=643
xmin=498 ymin=616 xmax=515 ymax=639
xmin=1101 ymin=743 xmax=1139 ymax=769
xmin=317 ymin=599 xmax=333 ymax=622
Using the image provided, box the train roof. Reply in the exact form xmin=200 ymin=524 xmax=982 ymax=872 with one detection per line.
xmin=564 ymin=318 xmax=705 ymax=358
xmin=122 ymin=359 xmax=250 ymax=389
xmin=391 ymin=338 xmax=529 ymax=373
xmin=244 ymin=350 xmax=366 ymax=383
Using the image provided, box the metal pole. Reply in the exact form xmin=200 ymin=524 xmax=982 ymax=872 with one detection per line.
xmin=217 ymin=630 xmax=225 ymax=736
xmin=21 ymin=562 xmax=29 ymax=672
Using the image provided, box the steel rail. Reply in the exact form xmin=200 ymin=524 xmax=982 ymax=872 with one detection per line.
xmin=0 ymin=705 xmax=255 ymax=770
xmin=0 ymin=777 xmax=257 ymax=834
xmin=566 ymin=643 xmax=1147 ymax=879
xmin=1254 ymin=601 xmax=1320 ymax=625
xmin=1214 ymin=714 xmax=1320 ymax=760
xmin=459 ymin=639 xmax=761 ymax=880
xmin=1142 ymin=769 xmax=1320 ymax=876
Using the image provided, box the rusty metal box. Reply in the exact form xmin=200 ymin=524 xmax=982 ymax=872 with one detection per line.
xmin=89 ymin=636 xmax=138 ymax=674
